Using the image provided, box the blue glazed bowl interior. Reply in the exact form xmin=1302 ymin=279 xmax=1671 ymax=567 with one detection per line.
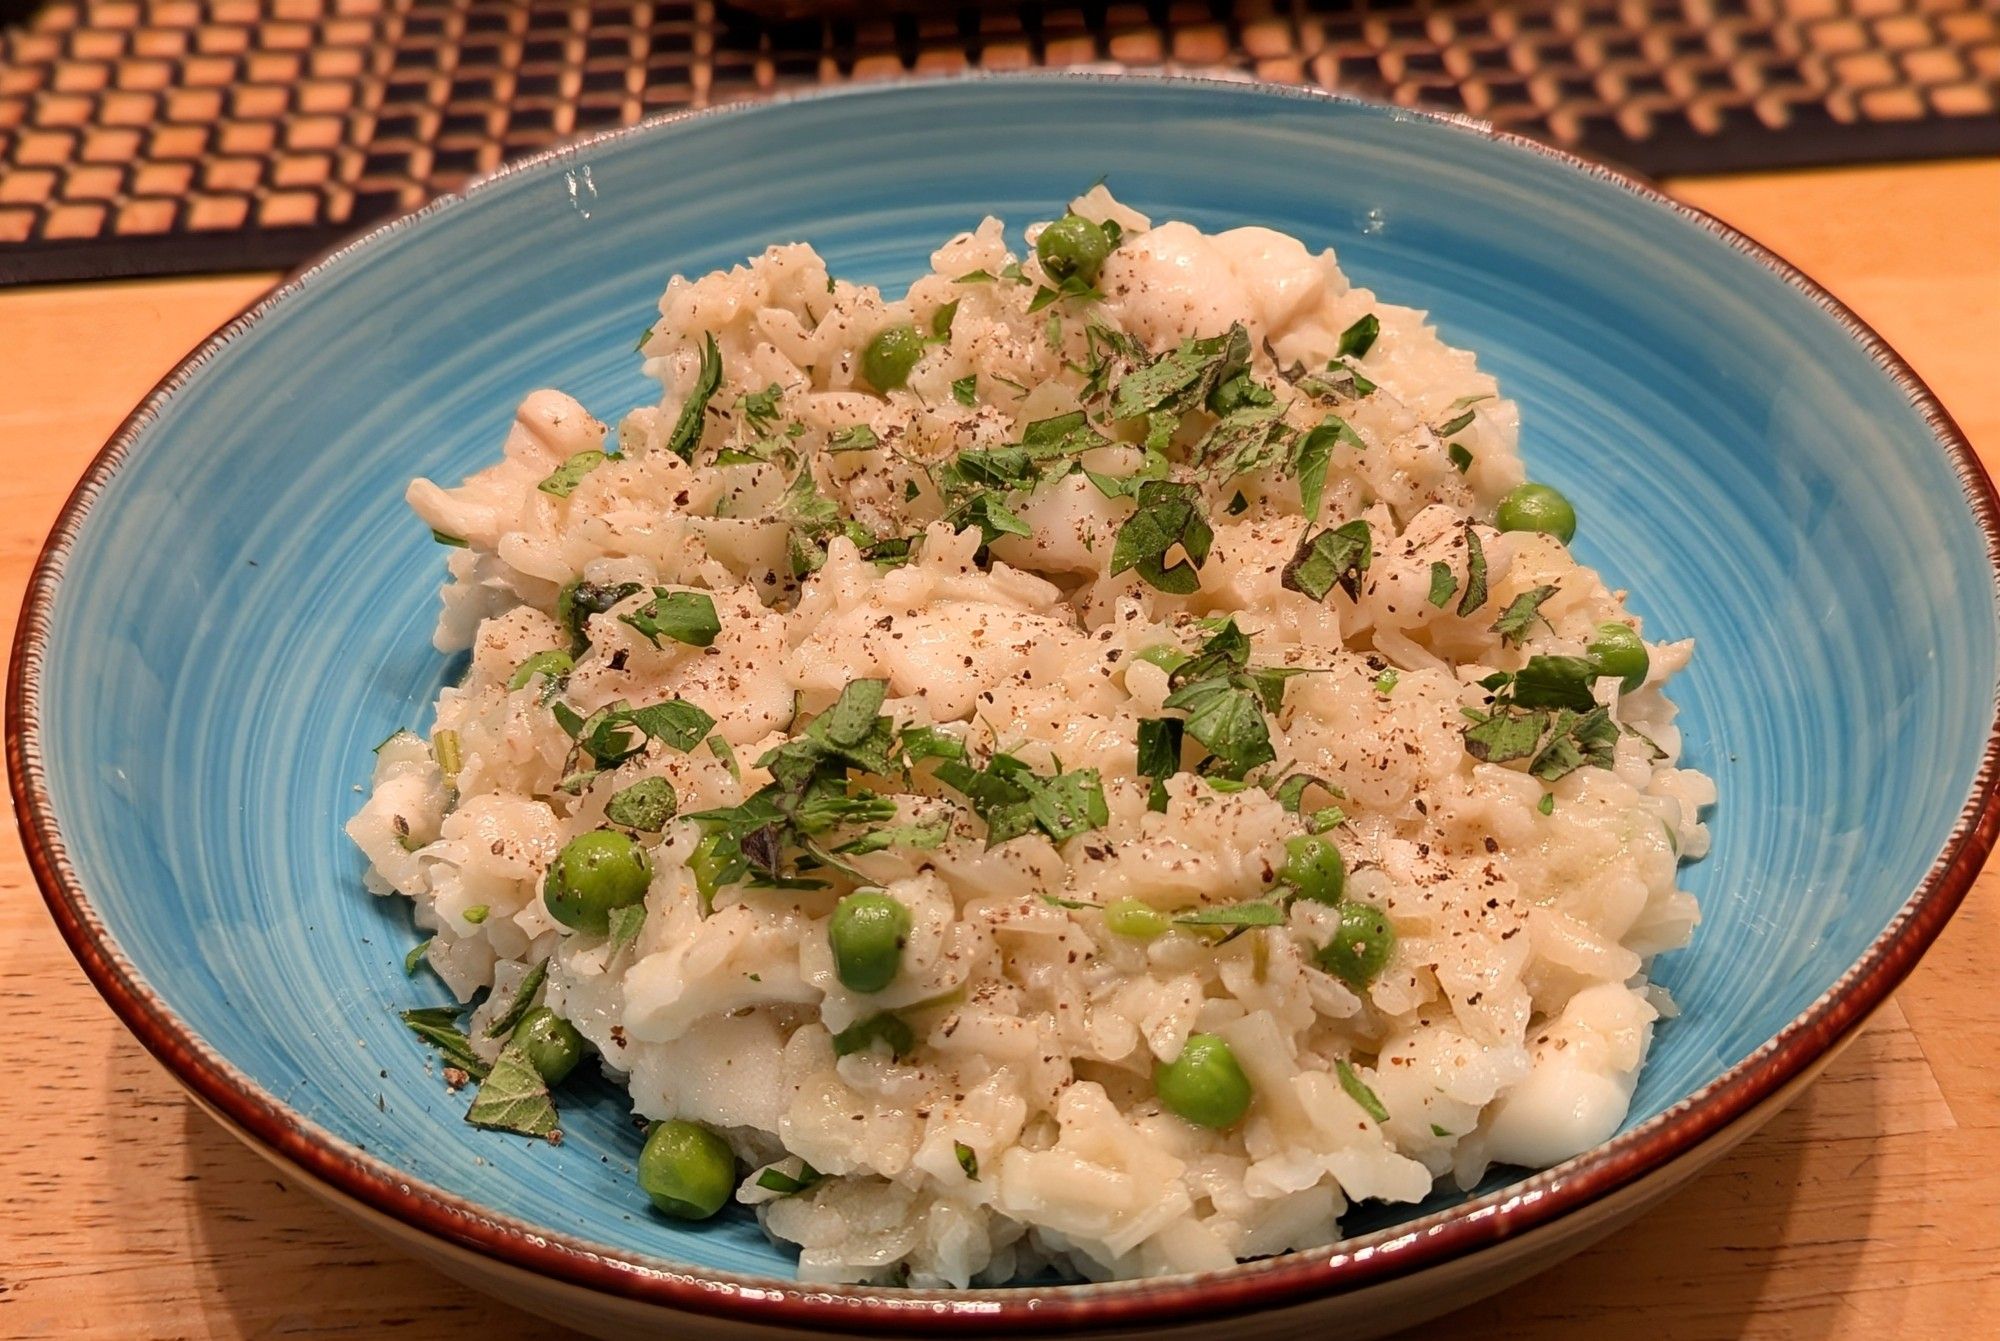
xmin=32 ymin=78 xmax=1996 ymax=1280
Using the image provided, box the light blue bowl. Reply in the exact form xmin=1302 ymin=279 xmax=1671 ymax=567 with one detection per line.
xmin=13 ymin=75 xmax=1999 ymax=1338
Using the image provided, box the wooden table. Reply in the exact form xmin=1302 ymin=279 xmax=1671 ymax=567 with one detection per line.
xmin=3 ymin=159 xmax=1996 ymax=1338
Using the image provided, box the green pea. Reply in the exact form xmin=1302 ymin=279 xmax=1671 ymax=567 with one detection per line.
xmin=1133 ymin=643 xmax=1189 ymax=674
xmin=513 ymin=1006 xmax=584 ymax=1085
xmin=829 ymin=891 xmax=911 ymax=993
xmin=861 ymin=323 xmax=924 ymax=392
xmin=1588 ymin=621 xmax=1649 ymax=694
xmin=1105 ymin=898 xmax=1170 ymax=940
xmin=1281 ymin=834 xmax=1346 ymax=905
xmin=1316 ymin=899 xmax=1396 ymax=989
xmin=1154 ymin=1032 xmax=1253 ymax=1129
xmin=507 ymin=648 xmax=573 ymax=691
xmin=1495 ymin=482 xmax=1577 ymax=544
xmin=543 ymin=829 xmax=651 ymax=935
xmin=1035 ymin=213 xmax=1112 ymax=285
xmin=637 ymin=1119 xmax=736 ymax=1220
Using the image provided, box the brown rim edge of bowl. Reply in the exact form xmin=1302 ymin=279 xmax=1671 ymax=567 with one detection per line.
xmin=10 ymin=71 xmax=2000 ymax=1337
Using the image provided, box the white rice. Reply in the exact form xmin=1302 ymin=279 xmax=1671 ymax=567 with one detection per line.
xmin=351 ymin=188 xmax=1711 ymax=1286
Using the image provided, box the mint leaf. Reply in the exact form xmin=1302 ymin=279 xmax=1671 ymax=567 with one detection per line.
xmin=1448 ymin=442 xmax=1474 ymax=473
xmin=951 ymin=374 xmax=978 ymax=406
xmin=1510 ymin=655 xmax=1599 ymax=711
xmin=620 ymin=590 xmax=720 ymax=649
xmin=484 ymin=959 xmax=548 ymax=1038
xmin=400 ymin=1006 xmax=489 ymax=1078
xmin=954 ymin=1141 xmax=979 ymax=1180
xmin=835 ymin=818 xmax=950 ymax=856
xmin=755 ymin=1159 xmax=822 ymax=1195
xmin=537 ymin=449 xmax=608 ymax=499
xmin=1109 ymin=324 xmax=1250 ymax=421
xmin=1110 ymin=480 xmax=1213 ymax=594
xmin=465 ymin=1042 xmax=559 ymax=1138
xmin=1163 ymin=676 xmax=1276 ymax=778
xmin=1282 ymin=519 xmax=1372 ymax=602
xmin=930 ymin=299 xmax=960 ymax=339
xmin=1175 ymin=900 xmax=1285 ymax=928
xmin=621 ymin=698 xmax=716 ymax=752
xmin=557 ymin=579 xmax=645 ymax=653
xmin=1492 ymin=585 xmax=1558 ymax=647
xmin=607 ymin=903 xmax=647 ymax=956
xmin=830 ymin=1012 xmax=915 ymax=1058
xmin=1336 ymin=313 xmax=1380 ymax=358
xmin=664 ymin=331 xmax=723 ymax=462
xmin=430 ymin=529 xmax=468 ymax=547
xmin=1427 ymin=560 xmax=1458 ymax=608
xmin=1336 ymin=1059 xmax=1390 ymax=1123
xmin=403 ymin=938 xmax=432 ymax=976
xmin=827 ymin=424 xmax=879 ymax=453
xmin=1456 ymin=527 xmax=1489 ymax=617
xmin=605 ymin=776 xmax=676 ymax=831
xmin=1136 ymin=717 xmax=1184 ymax=811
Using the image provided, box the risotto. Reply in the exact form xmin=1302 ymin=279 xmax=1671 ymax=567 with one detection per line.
xmin=351 ymin=188 xmax=1711 ymax=1287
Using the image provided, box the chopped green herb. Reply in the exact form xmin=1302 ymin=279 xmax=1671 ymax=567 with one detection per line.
xmin=1427 ymin=561 xmax=1458 ymax=608
xmin=1455 ymin=526 xmax=1489 ymax=617
xmin=930 ymin=299 xmax=960 ymax=340
xmin=954 ymin=1141 xmax=979 ymax=1180
xmin=755 ymin=1160 xmax=822 ymax=1195
xmin=464 ymin=1041 xmax=559 ymax=1138
xmin=1336 ymin=1059 xmax=1390 ymax=1123
xmin=951 ymin=374 xmax=978 ymax=406
xmin=1510 ymin=655 xmax=1602 ymax=711
xmin=400 ymin=1005 xmax=488 ymax=1079
xmin=431 ymin=529 xmax=468 ymax=548
xmin=738 ymin=383 xmax=784 ymax=433
xmin=619 ymin=589 xmax=721 ymax=649
xmin=1136 ymin=716 xmax=1185 ymax=812
xmin=1282 ymin=519 xmax=1372 ymax=603
xmin=935 ymin=753 xmax=1109 ymax=847
xmin=830 ymin=1012 xmax=915 ymax=1058
xmin=903 ymin=478 xmax=922 ymax=502
xmin=827 ymin=424 xmax=879 ymax=453
xmin=1538 ymin=792 xmax=1555 ymax=815
xmin=1109 ymin=324 xmax=1251 ymax=422
xmin=835 ymin=818 xmax=951 ymax=856
xmin=606 ymin=903 xmax=647 ymax=956
xmin=463 ymin=905 xmax=489 ymax=925
xmin=1198 ymin=404 xmax=1293 ymax=482
xmin=1308 ymin=804 xmax=1346 ymax=833
xmin=1448 ymin=442 xmax=1474 ymax=473
xmin=634 ymin=323 xmax=655 ymax=353
xmin=1336 ymin=313 xmax=1380 ymax=359
xmin=432 ymin=729 xmax=462 ymax=780
xmin=1110 ymin=480 xmax=1213 ymax=595
xmin=484 ymin=959 xmax=549 ymax=1039
xmin=1491 ymin=585 xmax=1558 ymax=647
xmin=403 ymin=939 xmax=432 ymax=976
xmin=953 ymin=269 xmax=996 ymax=284
xmin=1431 ymin=1122 xmax=1453 ymax=1138
xmin=706 ymin=733 xmax=740 ymax=780
xmin=1174 ymin=900 xmax=1285 ymax=929
xmin=537 ymin=449 xmax=608 ymax=499
xmin=1272 ymin=772 xmax=1337 ymax=813
xmin=507 ymin=648 xmax=574 ymax=694
xmin=662 ymin=332 xmax=723 ymax=462
xmin=606 ymin=776 xmax=677 ymax=831
xmin=900 ymin=724 xmax=967 ymax=763
xmin=1436 ymin=408 xmax=1477 ymax=439
xmin=1374 ymin=668 xmax=1399 ymax=695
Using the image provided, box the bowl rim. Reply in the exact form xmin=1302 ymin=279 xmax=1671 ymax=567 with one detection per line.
xmin=9 ymin=70 xmax=1999 ymax=1334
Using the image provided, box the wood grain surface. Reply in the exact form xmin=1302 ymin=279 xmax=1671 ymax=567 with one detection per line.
xmin=2 ymin=159 xmax=1996 ymax=1339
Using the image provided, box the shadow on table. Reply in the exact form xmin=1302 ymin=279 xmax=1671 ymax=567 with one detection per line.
xmin=98 ymin=1037 xmax=570 ymax=1338
xmin=108 ymin=1028 xmax=1883 ymax=1340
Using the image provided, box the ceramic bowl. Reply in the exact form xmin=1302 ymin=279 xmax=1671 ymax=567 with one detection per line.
xmin=12 ymin=75 xmax=1999 ymax=1340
